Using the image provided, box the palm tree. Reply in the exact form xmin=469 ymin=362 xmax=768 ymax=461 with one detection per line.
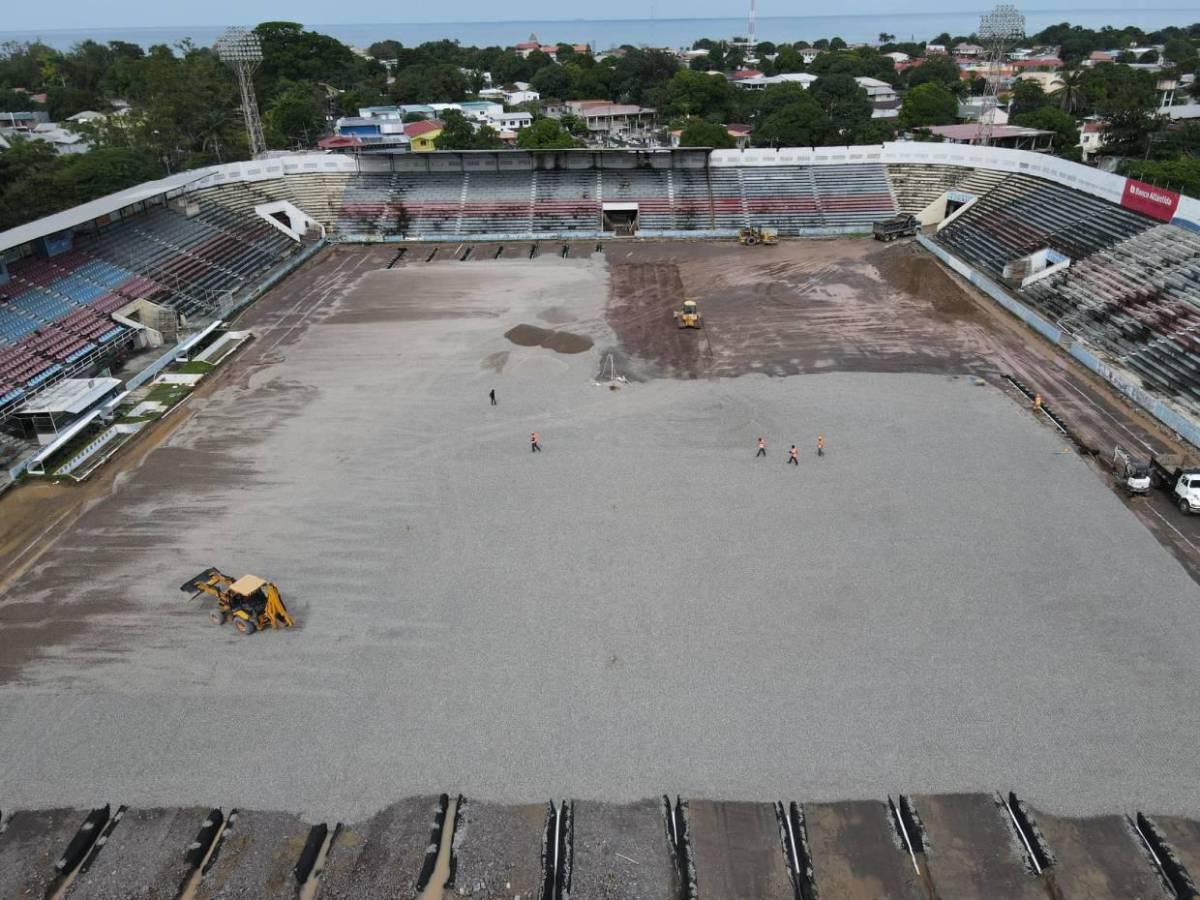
xmin=1053 ymin=68 xmax=1084 ymax=114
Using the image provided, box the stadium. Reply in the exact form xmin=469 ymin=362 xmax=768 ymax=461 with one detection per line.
xmin=2 ymin=142 xmax=1200 ymax=897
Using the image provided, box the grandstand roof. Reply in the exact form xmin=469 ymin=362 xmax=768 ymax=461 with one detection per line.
xmin=0 ymin=169 xmax=205 ymax=255
xmin=17 ymin=377 xmax=121 ymax=416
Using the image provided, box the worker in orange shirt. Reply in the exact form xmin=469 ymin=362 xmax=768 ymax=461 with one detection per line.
xmin=788 ymin=445 xmax=798 ymax=466
xmin=756 ymin=436 xmax=766 ymax=458
xmin=530 ymin=431 xmax=541 ymax=452
xmin=817 ymin=434 xmax=824 ymax=457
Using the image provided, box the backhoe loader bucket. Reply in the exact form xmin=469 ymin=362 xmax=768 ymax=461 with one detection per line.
xmin=180 ymin=567 xmax=223 ymax=593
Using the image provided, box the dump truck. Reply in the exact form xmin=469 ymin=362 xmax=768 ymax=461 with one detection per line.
xmin=1149 ymin=452 xmax=1200 ymax=514
xmin=1112 ymin=445 xmax=1151 ymax=495
xmin=181 ymin=567 xmax=294 ymax=634
xmin=873 ymin=215 xmax=920 ymax=242
xmin=673 ymin=299 xmax=702 ymax=329
xmin=738 ymin=226 xmax=779 ymax=246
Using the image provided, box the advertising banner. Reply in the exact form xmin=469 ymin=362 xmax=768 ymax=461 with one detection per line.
xmin=1121 ymin=178 xmax=1180 ymax=222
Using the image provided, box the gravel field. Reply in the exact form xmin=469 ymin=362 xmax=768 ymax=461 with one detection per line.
xmin=2 ymin=249 xmax=1200 ymax=822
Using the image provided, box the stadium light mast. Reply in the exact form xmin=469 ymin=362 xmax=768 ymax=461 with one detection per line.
xmin=215 ymin=26 xmax=267 ymax=159
xmin=976 ymin=3 xmax=1025 ymax=147
xmin=747 ymin=0 xmax=757 ymax=50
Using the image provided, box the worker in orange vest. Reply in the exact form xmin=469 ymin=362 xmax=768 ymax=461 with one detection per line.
xmin=530 ymin=431 xmax=541 ymax=452
xmin=788 ymin=445 xmax=798 ymax=466
xmin=1033 ymin=393 xmax=1043 ymax=411
xmin=756 ymin=437 xmax=766 ymax=458
xmin=817 ymin=434 xmax=824 ymax=457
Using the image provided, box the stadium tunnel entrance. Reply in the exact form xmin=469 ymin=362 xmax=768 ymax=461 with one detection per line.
xmin=603 ymin=202 xmax=639 ymax=237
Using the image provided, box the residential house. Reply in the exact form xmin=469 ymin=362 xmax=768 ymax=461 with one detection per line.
xmin=954 ymin=42 xmax=984 ymax=57
xmin=1079 ymin=120 xmax=1105 ymax=160
xmin=564 ymin=100 xmax=656 ymax=137
xmin=404 ymin=119 xmax=444 ymax=151
xmin=922 ymin=122 xmax=1054 ymax=151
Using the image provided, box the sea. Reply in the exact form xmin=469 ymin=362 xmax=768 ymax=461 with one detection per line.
xmin=1 ymin=10 xmax=1196 ymax=53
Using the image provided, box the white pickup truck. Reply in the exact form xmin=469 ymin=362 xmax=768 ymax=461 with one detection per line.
xmin=1150 ymin=453 xmax=1200 ymax=514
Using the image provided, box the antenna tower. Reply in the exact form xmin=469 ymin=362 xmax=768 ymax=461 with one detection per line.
xmin=976 ymin=4 xmax=1025 ymax=146
xmin=748 ymin=0 xmax=757 ymax=49
xmin=215 ymin=26 xmax=267 ymax=158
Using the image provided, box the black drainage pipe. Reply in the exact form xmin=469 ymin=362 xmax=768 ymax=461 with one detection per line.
xmin=445 ymin=795 xmax=464 ymax=889
xmin=78 ymin=804 xmax=127 ymax=876
xmin=494 ymin=246 xmax=504 ymax=259
xmin=560 ymin=244 xmax=569 ymax=258
xmin=540 ymin=801 xmax=557 ymax=900
xmin=425 ymin=248 xmax=438 ymax=263
xmin=892 ymin=795 xmax=926 ymax=854
xmin=1006 ymin=793 xmax=1053 ymax=873
xmin=529 ymin=243 xmax=539 ymax=260
xmin=293 ymin=823 xmax=329 ymax=885
xmin=1136 ymin=813 xmax=1200 ymax=898
xmin=386 ymin=248 xmax=407 ymax=269
xmin=777 ymin=801 xmax=817 ymax=900
xmin=185 ymin=809 xmax=224 ymax=869
xmin=414 ymin=793 xmax=449 ymax=892
xmin=55 ymin=805 xmax=110 ymax=876
xmin=671 ymin=797 xmax=698 ymax=900
xmin=460 ymin=246 xmax=473 ymax=261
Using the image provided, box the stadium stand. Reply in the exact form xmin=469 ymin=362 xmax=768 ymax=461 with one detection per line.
xmin=1023 ymin=224 xmax=1200 ymax=402
xmin=0 ymin=190 xmax=300 ymax=415
xmin=935 ymin=173 xmax=1155 ymax=277
xmin=531 ymin=169 xmax=600 ymax=235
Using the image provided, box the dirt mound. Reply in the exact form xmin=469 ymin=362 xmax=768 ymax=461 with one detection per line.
xmin=504 ymin=324 xmax=593 ymax=354
xmin=872 ymin=245 xmax=978 ymax=319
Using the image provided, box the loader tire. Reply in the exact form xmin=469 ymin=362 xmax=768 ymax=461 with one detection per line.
xmin=235 ymin=618 xmax=257 ymax=635
xmin=210 ymin=610 xmax=226 ymax=626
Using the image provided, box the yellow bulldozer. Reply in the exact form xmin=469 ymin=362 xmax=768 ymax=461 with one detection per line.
xmin=738 ymin=226 xmax=779 ymax=246
xmin=673 ymin=299 xmax=702 ymax=329
xmin=181 ymin=567 xmax=294 ymax=634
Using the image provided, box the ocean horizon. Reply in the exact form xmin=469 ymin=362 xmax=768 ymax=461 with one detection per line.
xmin=2 ymin=9 xmax=1197 ymax=52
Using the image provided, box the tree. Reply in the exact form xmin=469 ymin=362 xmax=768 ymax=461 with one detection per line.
xmin=516 ymin=118 xmax=576 ymax=149
xmin=678 ymin=118 xmax=734 ymax=148
xmin=931 ymin=33 xmax=952 ymax=46
xmin=1011 ymin=106 xmax=1080 ymax=155
xmin=879 ymin=33 xmax=896 ymax=44
xmin=1119 ymin=157 xmax=1200 ymax=196
xmin=907 ymin=55 xmax=962 ymax=92
xmin=900 ymin=82 xmax=958 ymax=127
xmin=391 ymin=64 xmax=469 ymax=104
xmin=1010 ymin=79 xmax=1047 ymax=116
xmin=1052 ymin=68 xmax=1085 ymax=112
xmin=1101 ymin=107 xmax=1167 ymax=157
xmin=263 ymin=80 xmax=325 ymax=149
xmin=753 ymin=90 xmax=832 ymax=146
xmin=1079 ymin=63 xmax=1157 ymax=115
xmin=810 ymin=74 xmax=873 ymax=140
xmin=531 ymin=64 xmax=570 ymax=99
xmin=609 ymin=48 xmax=679 ymax=104
xmin=435 ymin=109 xmax=503 ymax=150
xmin=829 ymin=37 xmax=847 ymax=51
xmin=652 ymin=69 xmax=740 ymax=121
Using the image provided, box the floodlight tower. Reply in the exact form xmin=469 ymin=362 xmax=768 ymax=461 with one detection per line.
xmin=976 ymin=3 xmax=1025 ymax=146
xmin=748 ymin=0 xmax=757 ymax=50
xmin=215 ymin=26 xmax=267 ymax=159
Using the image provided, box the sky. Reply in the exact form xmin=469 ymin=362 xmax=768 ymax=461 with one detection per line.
xmin=3 ymin=0 xmax=1181 ymax=30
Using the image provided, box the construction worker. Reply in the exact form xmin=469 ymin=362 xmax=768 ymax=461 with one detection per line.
xmin=817 ymin=434 xmax=824 ymax=457
xmin=1033 ymin=393 xmax=1043 ymax=411
xmin=788 ymin=445 xmax=798 ymax=466
xmin=489 ymin=388 xmax=497 ymax=406
xmin=756 ymin=437 xmax=766 ymax=458
xmin=531 ymin=431 xmax=541 ymax=452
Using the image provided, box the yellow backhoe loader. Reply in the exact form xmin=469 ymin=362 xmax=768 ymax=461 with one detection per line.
xmin=673 ymin=299 xmax=702 ymax=329
xmin=181 ymin=567 xmax=294 ymax=634
xmin=738 ymin=226 xmax=779 ymax=246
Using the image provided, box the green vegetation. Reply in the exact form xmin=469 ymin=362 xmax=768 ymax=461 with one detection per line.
xmin=174 ymin=360 xmax=215 ymax=375
xmin=678 ymin=119 xmax=735 ymax=148
xmin=0 ymin=17 xmax=1198 ymax=232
